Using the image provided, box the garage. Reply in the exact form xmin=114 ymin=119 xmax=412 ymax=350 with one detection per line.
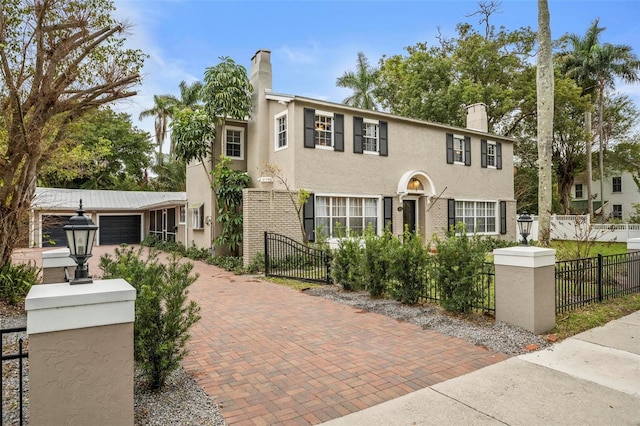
xmin=42 ymin=215 xmax=73 ymax=247
xmin=99 ymin=215 xmax=142 ymax=245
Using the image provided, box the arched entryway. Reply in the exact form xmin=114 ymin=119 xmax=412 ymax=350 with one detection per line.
xmin=397 ymin=171 xmax=436 ymax=235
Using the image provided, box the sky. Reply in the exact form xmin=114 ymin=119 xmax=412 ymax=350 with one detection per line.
xmin=110 ymin=0 xmax=640 ymax=141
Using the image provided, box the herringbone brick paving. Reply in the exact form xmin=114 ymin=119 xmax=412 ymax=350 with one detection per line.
xmin=181 ymin=262 xmax=509 ymax=425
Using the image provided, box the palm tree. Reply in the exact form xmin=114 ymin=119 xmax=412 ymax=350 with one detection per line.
xmin=139 ymin=94 xmax=178 ymax=163
xmin=559 ymin=19 xmax=640 ymax=220
xmin=336 ymin=52 xmax=379 ymax=110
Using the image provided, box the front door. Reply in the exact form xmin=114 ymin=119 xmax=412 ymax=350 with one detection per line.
xmin=403 ymin=200 xmax=416 ymax=233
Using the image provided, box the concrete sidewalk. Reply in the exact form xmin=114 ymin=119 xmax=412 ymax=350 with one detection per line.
xmin=322 ymin=311 xmax=640 ymax=425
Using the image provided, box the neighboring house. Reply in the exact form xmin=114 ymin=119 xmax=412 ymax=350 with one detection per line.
xmin=31 ymin=187 xmax=187 ymax=248
xmin=571 ymin=171 xmax=639 ymax=221
xmin=186 ymin=50 xmax=517 ymax=263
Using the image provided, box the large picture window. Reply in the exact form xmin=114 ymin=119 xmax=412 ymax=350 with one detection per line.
xmin=316 ymin=196 xmax=378 ymax=237
xmin=455 ymin=200 xmax=497 ymax=234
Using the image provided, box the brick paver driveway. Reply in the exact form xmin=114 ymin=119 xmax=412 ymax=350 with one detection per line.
xmin=180 ymin=261 xmax=509 ymax=425
xmin=14 ymin=246 xmax=508 ymax=425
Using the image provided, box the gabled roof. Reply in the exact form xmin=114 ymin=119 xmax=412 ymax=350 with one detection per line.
xmin=33 ymin=187 xmax=186 ymax=211
xmin=264 ymin=91 xmax=517 ymax=143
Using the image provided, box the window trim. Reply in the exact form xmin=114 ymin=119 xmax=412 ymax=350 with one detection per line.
xmin=453 ymin=134 xmax=465 ymax=165
xmin=612 ymin=176 xmax=622 ymax=193
xmin=314 ymin=194 xmax=382 ymax=239
xmin=274 ymin=110 xmax=288 ymax=151
xmin=190 ymin=204 xmax=204 ymax=230
xmin=362 ymin=118 xmax=380 ymax=154
xmin=314 ymin=110 xmax=334 ymax=148
xmin=486 ymin=141 xmax=497 ymax=169
xmin=179 ymin=205 xmax=186 ymax=224
xmin=224 ymin=125 xmax=245 ymax=160
xmin=454 ymin=199 xmax=499 ymax=235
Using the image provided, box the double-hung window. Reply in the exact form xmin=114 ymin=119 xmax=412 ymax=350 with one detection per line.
xmin=612 ymin=204 xmax=623 ymax=219
xmin=179 ymin=206 xmax=186 ymax=224
xmin=275 ymin=111 xmax=287 ymax=150
xmin=363 ymin=120 xmax=379 ymax=153
xmin=315 ymin=196 xmax=378 ymax=238
xmin=455 ymin=200 xmax=497 ymax=234
xmin=224 ymin=126 xmax=244 ymax=159
xmin=574 ymin=184 xmax=583 ymax=199
xmin=486 ymin=142 xmax=496 ymax=167
xmin=453 ymin=135 xmax=465 ymax=164
xmin=612 ymin=176 xmax=622 ymax=193
xmin=314 ymin=113 xmax=333 ymax=147
xmin=191 ymin=204 xmax=204 ymax=230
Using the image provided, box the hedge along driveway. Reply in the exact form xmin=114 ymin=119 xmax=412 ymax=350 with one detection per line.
xmin=180 ymin=260 xmax=509 ymax=425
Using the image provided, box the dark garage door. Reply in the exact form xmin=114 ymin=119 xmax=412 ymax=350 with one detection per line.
xmin=42 ymin=215 xmax=72 ymax=247
xmin=99 ymin=215 xmax=141 ymax=245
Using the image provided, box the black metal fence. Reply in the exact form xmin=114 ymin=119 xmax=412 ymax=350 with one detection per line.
xmin=264 ymin=232 xmax=332 ymax=284
xmin=1 ymin=326 xmax=28 ymax=426
xmin=421 ymin=261 xmax=495 ymax=312
xmin=556 ymin=251 xmax=640 ymax=313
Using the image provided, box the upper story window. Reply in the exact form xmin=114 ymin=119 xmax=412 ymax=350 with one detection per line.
xmin=304 ymin=108 xmax=345 ymax=152
xmin=612 ymin=176 xmax=622 ymax=193
xmin=453 ymin=136 xmax=465 ymax=163
xmin=486 ymin=142 xmax=496 ymax=167
xmin=447 ymin=133 xmax=471 ymax=166
xmin=574 ymin=184 xmax=583 ymax=199
xmin=275 ymin=111 xmax=288 ymax=150
xmin=481 ymin=139 xmax=502 ymax=169
xmin=363 ymin=120 xmax=379 ymax=152
xmin=224 ymin=126 xmax=244 ymax=160
xmin=314 ymin=113 xmax=333 ymax=147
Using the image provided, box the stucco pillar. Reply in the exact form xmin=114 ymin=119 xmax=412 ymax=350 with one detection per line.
xmin=494 ymin=247 xmax=556 ymax=334
xmin=25 ymin=279 xmax=136 ymax=425
xmin=41 ymin=248 xmax=76 ymax=284
xmin=627 ymin=237 xmax=640 ymax=252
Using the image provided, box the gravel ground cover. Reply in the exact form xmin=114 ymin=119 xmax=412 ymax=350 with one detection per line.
xmin=2 ymin=281 xmax=548 ymax=425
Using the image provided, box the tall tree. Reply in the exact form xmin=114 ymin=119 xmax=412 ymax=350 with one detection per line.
xmin=336 ymin=52 xmax=379 ymax=110
xmin=0 ymin=0 xmax=145 ymax=266
xmin=536 ymin=0 xmax=553 ymax=246
xmin=559 ymin=19 xmax=640 ymax=221
xmin=139 ymin=94 xmax=177 ymax=163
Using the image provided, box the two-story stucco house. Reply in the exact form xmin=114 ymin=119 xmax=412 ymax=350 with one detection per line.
xmin=185 ymin=50 xmax=517 ymax=264
xmin=572 ymin=171 xmax=640 ymax=221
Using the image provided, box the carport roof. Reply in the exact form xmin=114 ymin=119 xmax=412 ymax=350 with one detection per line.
xmin=33 ymin=187 xmax=187 ymax=211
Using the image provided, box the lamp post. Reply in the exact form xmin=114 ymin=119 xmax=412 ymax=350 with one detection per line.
xmin=517 ymin=211 xmax=533 ymax=246
xmin=64 ymin=200 xmax=98 ymax=284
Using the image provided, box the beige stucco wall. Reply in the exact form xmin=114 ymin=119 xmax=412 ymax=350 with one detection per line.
xmin=29 ymin=322 xmax=134 ymax=425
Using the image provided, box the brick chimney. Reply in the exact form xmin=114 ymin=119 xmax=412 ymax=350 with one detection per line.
xmin=466 ymin=103 xmax=488 ymax=133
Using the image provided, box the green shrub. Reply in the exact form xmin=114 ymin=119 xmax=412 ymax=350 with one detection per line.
xmin=0 ymin=261 xmax=40 ymax=305
xmin=389 ymin=231 xmax=428 ymax=304
xmin=480 ymin=236 xmax=518 ymax=252
xmin=433 ymin=223 xmax=487 ymax=313
xmin=99 ymin=247 xmax=201 ymax=390
xmin=245 ymin=252 xmax=265 ymax=274
xmin=331 ymin=237 xmax=364 ymax=291
xmin=141 ymin=233 xmax=186 ymax=255
xmin=206 ymin=255 xmax=245 ymax=274
xmin=362 ymin=228 xmax=398 ymax=298
xmin=184 ymin=244 xmax=210 ymax=261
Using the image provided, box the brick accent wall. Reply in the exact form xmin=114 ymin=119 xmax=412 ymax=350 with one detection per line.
xmin=242 ymin=189 xmax=304 ymax=266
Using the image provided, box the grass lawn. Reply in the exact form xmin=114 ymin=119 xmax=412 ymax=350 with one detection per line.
xmin=263 ymin=276 xmax=324 ymax=291
xmin=550 ymin=240 xmax=627 ymax=260
xmin=552 ymin=293 xmax=640 ymax=340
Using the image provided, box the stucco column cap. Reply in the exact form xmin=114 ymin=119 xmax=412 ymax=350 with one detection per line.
xmin=26 ymin=278 xmax=136 ymax=334
xmin=627 ymin=238 xmax=640 ymax=251
xmin=42 ymin=247 xmax=76 ymax=268
xmin=494 ymin=246 xmax=556 ymax=268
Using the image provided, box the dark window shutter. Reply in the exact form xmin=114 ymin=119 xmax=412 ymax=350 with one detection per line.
xmin=303 ymin=194 xmax=315 ymax=242
xmin=383 ymin=197 xmax=393 ymax=232
xmin=481 ymin=139 xmax=487 ymax=168
xmin=464 ymin=136 xmax=471 ymax=166
xmin=447 ymin=199 xmax=456 ymax=232
xmin=379 ymin=121 xmax=388 ymax=156
xmin=353 ymin=117 xmax=363 ymax=154
xmin=499 ymin=201 xmax=507 ymax=234
xmin=304 ymin=108 xmax=315 ymax=148
xmin=446 ymin=133 xmax=454 ymax=164
xmin=334 ymin=114 xmax=344 ymax=152
xmin=198 ymin=204 xmax=205 ymax=229
xmin=496 ymin=142 xmax=503 ymax=170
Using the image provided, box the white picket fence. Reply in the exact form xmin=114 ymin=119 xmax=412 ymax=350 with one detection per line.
xmin=524 ymin=215 xmax=640 ymax=242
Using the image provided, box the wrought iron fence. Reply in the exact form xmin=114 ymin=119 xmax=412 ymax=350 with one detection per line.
xmin=1 ymin=326 xmax=28 ymax=426
xmin=556 ymin=251 xmax=640 ymax=314
xmin=264 ymin=232 xmax=332 ymax=284
xmin=420 ymin=261 xmax=495 ymax=313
